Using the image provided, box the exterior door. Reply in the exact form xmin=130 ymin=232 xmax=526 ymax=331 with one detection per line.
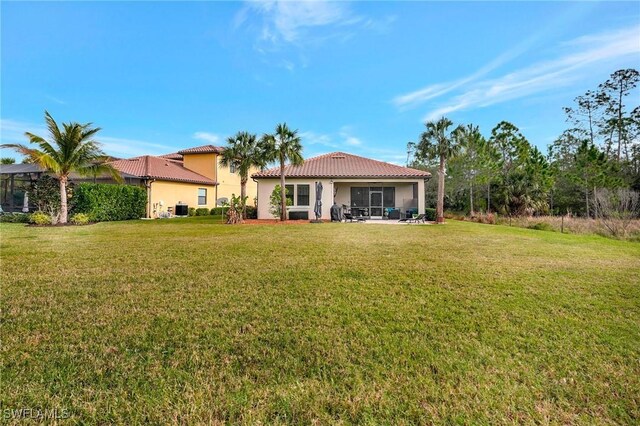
xmin=369 ymin=191 xmax=383 ymax=217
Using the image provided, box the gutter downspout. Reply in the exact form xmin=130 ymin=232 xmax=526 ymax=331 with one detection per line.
xmin=144 ymin=178 xmax=155 ymax=218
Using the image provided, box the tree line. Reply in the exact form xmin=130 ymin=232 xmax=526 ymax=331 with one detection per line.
xmin=409 ymin=68 xmax=640 ymax=222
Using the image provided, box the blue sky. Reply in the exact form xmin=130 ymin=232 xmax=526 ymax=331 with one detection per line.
xmin=2 ymin=1 xmax=639 ymax=164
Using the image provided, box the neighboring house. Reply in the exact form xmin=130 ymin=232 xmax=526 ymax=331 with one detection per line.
xmin=252 ymin=152 xmax=431 ymax=220
xmin=109 ymin=144 xmax=258 ymax=218
xmin=0 ymin=144 xmax=258 ymax=218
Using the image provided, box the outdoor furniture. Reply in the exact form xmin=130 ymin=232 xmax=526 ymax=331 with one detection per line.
xmin=407 ymin=214 xmax=426 ymax=223
xmin=387 ymin=209 xmax=401 ymax=220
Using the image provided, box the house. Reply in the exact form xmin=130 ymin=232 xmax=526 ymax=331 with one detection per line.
xmin=252 ymin=152 xmax=431 ymax=220
xmin=0 ymin=144 xmax=258 ymax=218
xmin=109 ymin=144 xmax=258 ymax=217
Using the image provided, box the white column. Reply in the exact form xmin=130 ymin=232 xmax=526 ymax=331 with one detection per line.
xmin=417 ymin=179 xmax=425 ymax=213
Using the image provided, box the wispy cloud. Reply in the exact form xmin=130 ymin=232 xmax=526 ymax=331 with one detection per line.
xmin=394 ymin=24 xmax=640 ymax=122
xmin=300 ymin=126 xmax=406 ymax=164
xmin=236 ymin=1 xmax=395 ymax=70
xmin=0 ymin=118 xmax=174 ymax=158
xmin=339 ymin=126 xmax=362 ymax=146
xmin=193 ymin=132 xmax=221 ymax=144
xmin=241 ymin=0 xmax=357 ymax=45
xmin=45 ymin=95 xmax=67 ymax=105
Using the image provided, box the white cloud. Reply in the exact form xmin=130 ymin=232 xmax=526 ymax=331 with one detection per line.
xmin=193 ymin=132 xmax=221 ymax=144
xmin=244 ymin=0 xmax=356 ymax=44
xmin=395 ymin=24 xmax=640 ymax=122
xmin=236 ymin=0 xmax=395 ymax=71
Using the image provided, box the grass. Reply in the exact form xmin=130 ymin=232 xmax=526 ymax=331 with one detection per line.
xmin=1 ymin=217 xmax=639 ymax=424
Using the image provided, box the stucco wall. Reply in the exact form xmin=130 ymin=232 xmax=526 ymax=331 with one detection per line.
xmin=182 ymin=153 xmax=216 ymax=180
xmin=256 ymin=178 xmax=333 ymax=220
xmin=216 ymin=159 xmax=258 ymax=206
xmin=149 ymin=180 xmax=216 ymax=217
xmin=181 ymin=153 xmax=258 ymax=207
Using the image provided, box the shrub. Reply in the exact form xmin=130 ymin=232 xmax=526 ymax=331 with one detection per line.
xmin=527 ymin=222 xmax=554 ymax=232
xmin=195 ymin=208 xmax=210 ymax=216
xmin=30 ymin=175 xmax=73 ymax=218
xmin=30 ymin=211 xmax=52 ymax=225
xmin=269 ymin=185 xmax=292 ymax=219
xmin=425 ymin=208 xmax=436 ymax=221
xmin=70 ymin=213 xmax=90 ymax=225
xmin=0 ymin=213 xmax=31 ymax=223
xmin=71 ymin=183 xmax=146 ymax=222
xmin=245 ymin=205 xmax=257 ymax=219
xmin=188 ymin=207 xmax=196 ymax=217
xmin=210 ymin=207 xmax=225 ymax=215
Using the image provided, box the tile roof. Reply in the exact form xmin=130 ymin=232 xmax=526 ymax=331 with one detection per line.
xmin=252 ymin=152 xmax=431 ymax=179
xmin=177 ymin=144 xmax=225 ymax=155
xmin=159 ymin=152 xmax=183 ymax=161
xmin=110 ymin=156 xmax=216 ymax=185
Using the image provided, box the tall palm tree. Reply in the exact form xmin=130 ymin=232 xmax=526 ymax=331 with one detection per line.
xmin=260 ymin=123 xmax=304 ymax=221
xmin=1 ymin=111 xmax=118 ymax=223
xmin=417 ymin=117 xmax=460 ymax=223
xmin=220 ymin=131 xmax=264 ymax=218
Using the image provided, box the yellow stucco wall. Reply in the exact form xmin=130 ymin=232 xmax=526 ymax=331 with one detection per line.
xmin=148 ymin=180 xmax=216 ymax=217
xmin=180 ymin=153 xmax=258 ymax=207
xmin=215 ymin=159 xmax=258 ymax=206
xmin=182 ymin=153 xmax=217 ymax=180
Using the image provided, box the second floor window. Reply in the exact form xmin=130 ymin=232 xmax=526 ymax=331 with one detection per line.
xmin=230 ymin=163 xmax=236 ymax=173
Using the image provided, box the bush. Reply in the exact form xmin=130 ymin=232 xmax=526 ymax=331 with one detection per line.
xmin=270 ymin=185 xmax=292 ymax=219
xmin=425 ymin=208 xmax=436 ymax=221
xmin=210 ymin=207 xmax=225 ymax=215
xmin=188 ymin=207 xmax=196 ymax=217
xmin=195 ymin=208 xmax=209 ymax=216
xmin=527 ymin=222 xmax=554 ymax=232
xmin=0 ymin=213 xmax=31 ymax=223
xmin=245 ymin=205 xmax=257 ymax=219
xmin=70 ymin=213 xmax=90 ymax=225
xmin=71 ymin=183 xmax=146 ymax=222
xmin=30 ymin=211 xmax=52 ymax=225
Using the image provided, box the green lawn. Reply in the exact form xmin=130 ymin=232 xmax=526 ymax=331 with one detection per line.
xmin=1 ymin=217 xmax=639 ymax=424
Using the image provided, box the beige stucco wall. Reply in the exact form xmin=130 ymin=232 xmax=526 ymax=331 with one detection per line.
xmin=256 ymin=178 xmax=426 ymax=219
xmin=256 ymin=178 xmax=333 ymax=220
xmin=148 ymin=180 xmax=216 ymax=217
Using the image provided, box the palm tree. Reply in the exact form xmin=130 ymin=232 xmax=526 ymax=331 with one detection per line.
xmin=417 ymin=117 xmax=460 ymax=223
xmin=1 ymin=111 xmax=118 ymax=224
xmin=260 ymin=123 xmax=304 ymax=221
xmin=220 ymin=131 xmax=265 ymax=218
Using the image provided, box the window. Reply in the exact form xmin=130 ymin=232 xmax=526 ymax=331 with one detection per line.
xmin=198 ymin=188 xmax=207 ymax=205
xmin=297 ymin=184 xmax=310 ymax=206
xmin=383 ymin=187 xmax=395 ymax=208
xmin=230 ymin=163 xmax=237 ymax=173
xmin=412 ymin=183 xmax=418 ymax=199
xmin=285 ymin=184 xmax=294 ymax=206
